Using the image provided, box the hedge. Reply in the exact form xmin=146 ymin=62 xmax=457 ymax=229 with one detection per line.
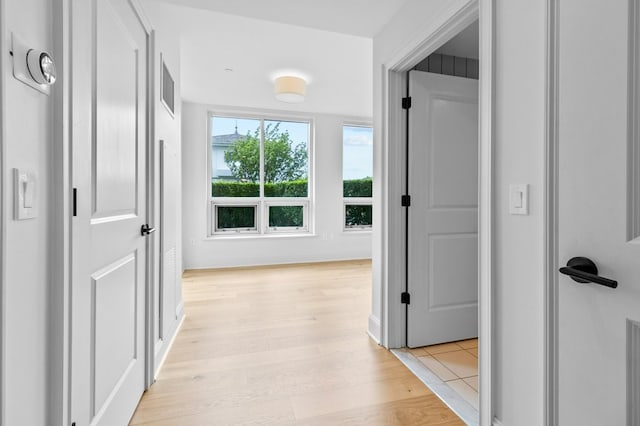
xmin=212 ymin=177 xmax=372 ymax=198
xmin=343 ymin=177 xmax=372 ymax=198
xmin=212 ymin=180 xmax=307 ymax=197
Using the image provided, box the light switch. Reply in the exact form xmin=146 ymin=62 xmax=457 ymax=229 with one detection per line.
xmin=509 ymin=184 xmax=529 ymax=215
xmin=23 ymin=179 xmax=34 ymax=208
xmin=14 ymin=169 xmax=37 ymax=220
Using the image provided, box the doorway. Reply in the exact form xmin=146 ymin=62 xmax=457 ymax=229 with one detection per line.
xmin=379 ymin=0 xmax=494 ymax=424
xmin=400 ymin=19 xmax=481 ymax=421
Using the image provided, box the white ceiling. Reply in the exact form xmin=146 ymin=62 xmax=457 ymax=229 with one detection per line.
xmin=146 ymin=0 xmax=409 ymax=38
xmin=144 ymin=2 xmax=375 ymax=117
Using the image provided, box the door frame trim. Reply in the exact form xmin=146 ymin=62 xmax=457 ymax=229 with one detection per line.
xmin=379 ymin=0 xmax=494 ymax=423
xmin=127 ymin=0 xmax=157 ymax=391
xmin=0 ymin=0 xmax=5 ymax=422
xmin=544 ymin=0 xmax=559 ymax=424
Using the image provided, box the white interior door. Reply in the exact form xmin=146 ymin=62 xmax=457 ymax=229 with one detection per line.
xmin=407 ymin=70 xmax=479 ymax=347
xmin=71 ymin=0 xmax=149 ymax=424
xmin=557 ymin=1 xmax=640 ymax=424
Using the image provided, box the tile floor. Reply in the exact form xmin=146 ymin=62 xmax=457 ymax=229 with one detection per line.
xmin=408 ymin=338 xmax=479 ymax=410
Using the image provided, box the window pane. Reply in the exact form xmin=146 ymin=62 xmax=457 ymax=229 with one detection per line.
xmin=345 ymin=204 xmax=372 ymax=228
xmin=343 ymin=126 xmax=373 ymax=197
xmin=216 ymin=206 xmax=256 ymax=230
xmin=263 ymin=120 xmax=309 ymax=197
xmin=211 ymin=116 xmax=261 ymax=197
xmin=268 ymin=205 xmax=304 ymax=228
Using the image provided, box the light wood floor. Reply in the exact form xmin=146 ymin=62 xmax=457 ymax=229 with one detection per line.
xmin=130 ymin=260 xmax=463 ymax=425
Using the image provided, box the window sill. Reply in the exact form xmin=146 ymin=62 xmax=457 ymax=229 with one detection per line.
xmin=206 ymin=232 xmax=316 ymax=241
xmin=343 ymin=229 xmax=373 ymax=234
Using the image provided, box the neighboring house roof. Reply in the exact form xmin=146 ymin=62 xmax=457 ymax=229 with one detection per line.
xmin=212 ymin=129 xmax=245 ymax=147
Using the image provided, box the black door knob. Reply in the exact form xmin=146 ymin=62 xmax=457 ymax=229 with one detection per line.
xmin=559 ymin=257 xmax=617 ymax=289
xmin=140 ymin=224 xmax=156 ymax=236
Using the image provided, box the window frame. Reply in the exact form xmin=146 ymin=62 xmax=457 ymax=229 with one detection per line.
xmin=264 ymin=199 xmax=309 ymax=233
xmin=211 ymin=199 xmax=260 ymax=234
xmin=343 ymin=198 xmax=373 ymax=231
xmin=342 ymin=122 xmax=373 ymax=232
xmin=207 ymin=109 xmax=314 ymax=237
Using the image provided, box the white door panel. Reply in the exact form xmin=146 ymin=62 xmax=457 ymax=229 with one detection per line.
xmin=557 ymin=0 xmax=640 ymax=424
xmin=408 ymin=71 xmax=479 ymax=347
xmin=72 ymin=0 xmax=149 ymax=424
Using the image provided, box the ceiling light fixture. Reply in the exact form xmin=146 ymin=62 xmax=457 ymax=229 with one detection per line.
xmin=274 ymin=76 xmax=306 ymax=103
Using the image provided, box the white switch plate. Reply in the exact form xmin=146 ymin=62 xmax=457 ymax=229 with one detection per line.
xmin=14 ymin=169 xmax=37 ymax=220
xmin=509 ymin=184 xmax=529 ymax=215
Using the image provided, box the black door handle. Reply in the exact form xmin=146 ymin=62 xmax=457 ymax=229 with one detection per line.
xmin=559 ymin=257 xmax=617 ymax=289
xmin=140 ymin=224 xmax=156 ymax=236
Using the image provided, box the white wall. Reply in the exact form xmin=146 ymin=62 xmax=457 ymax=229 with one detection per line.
xmin=492 ymin=1 xmax=546 ymax=424
xmin=182 ymin=102 xmax=372 ymax=269
xmin=372 ymin=0 xmax=547 ymax=424
xmin=2 ymin=0 xmax=53 ymax=424
xmin=140 ymin=0 xmax=185 ymax=375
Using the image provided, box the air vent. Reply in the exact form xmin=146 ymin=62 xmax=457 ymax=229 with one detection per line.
xmin=628 ymin=319 xmax=640 ymax=425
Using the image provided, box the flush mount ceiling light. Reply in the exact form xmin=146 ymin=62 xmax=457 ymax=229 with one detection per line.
xmin=274 ymin=76 xmax=306 ymax=103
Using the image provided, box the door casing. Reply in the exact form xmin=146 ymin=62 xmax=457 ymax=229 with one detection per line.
xmin=378 ymin=0 xmax=494 ymax=423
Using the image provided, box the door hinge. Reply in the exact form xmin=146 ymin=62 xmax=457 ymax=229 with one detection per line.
xmin=401 ymin=292 xmax=410 ymax=304
xmin=401 ymin=195 xmax=411 ymax=207
xmin=72 ymin=188 xmax=77 ymax=217
xmin=402 ymin=96 xmax=412 ymax=109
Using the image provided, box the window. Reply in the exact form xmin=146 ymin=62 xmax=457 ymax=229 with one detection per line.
xmin=343 ymin=125 xmax=373 ymax=230
xmin=210 ymin=114 xmax=311 ymax=235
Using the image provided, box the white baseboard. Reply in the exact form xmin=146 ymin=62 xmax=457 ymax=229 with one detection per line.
xmin=154 ymin=314 xmax=185 ymax=380
xmin=367 ymin=314 xmax=381 ymax=344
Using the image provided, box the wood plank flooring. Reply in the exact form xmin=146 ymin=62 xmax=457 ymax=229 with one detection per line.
xmin=130 ymin=260 xmax=463 ymax=425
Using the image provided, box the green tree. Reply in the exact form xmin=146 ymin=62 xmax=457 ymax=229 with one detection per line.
xmin=224 ymin=123 xmax=307 ymax=183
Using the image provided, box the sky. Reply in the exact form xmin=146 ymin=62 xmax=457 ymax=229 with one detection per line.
xmin=211 ymin=117 xmax=373 ymax=180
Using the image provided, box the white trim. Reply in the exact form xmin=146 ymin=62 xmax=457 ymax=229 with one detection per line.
xmin=153 ymin=314 xmax=185 ymax=380
xmin=145 ymin=29 xmax=157 ymax=391
xmin=492 ymin=419 xmax=504 ymax=426
xmin=0 ymin=0 xmax=6 ymax=422
xmin=368 ymin=314 xmax=381 ymax=344
xmin=52 ymin=0 xmax=72 ymax=424
xmin=379 ymin=0 xmax=494 ymax=423
xmin=264 ymin=200 xmax=309 ymax=233
xmin=478 ymin=1 xmax=494 ymax=424
xmin=211 ymin=201 xmax=260 ymax=234
xmin=629 ymin=0 xmax=640 ymax=242
xmin=544 ymin=0 xmax=559 ymax=424
xmin=128 ymin=0 xmax=153 ymax=33
xmin=343 ymin=199 xmax=373 ymax=231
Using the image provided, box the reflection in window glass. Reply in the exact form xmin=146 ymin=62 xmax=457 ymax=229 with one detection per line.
xmin=343 ymin=126 xmax=373 ymax=197
xmin=211 ymin=116 xmax=261 ymax=197
xmin=268 ymin=205 xmax=304 ymax=228
xmin=216 ymin=206 xmax=256 ymax=231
